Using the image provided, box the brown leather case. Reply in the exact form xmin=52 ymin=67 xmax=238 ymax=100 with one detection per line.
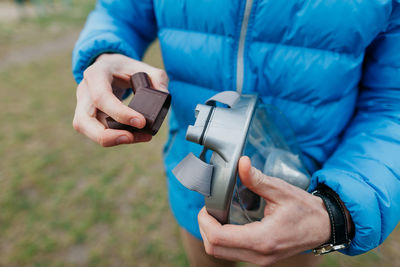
xmin=106 ymin=72 xmax=171 ymax=136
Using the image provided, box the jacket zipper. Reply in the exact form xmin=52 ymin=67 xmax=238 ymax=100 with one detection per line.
xmin=236 ymin=0 xmax=254 ymax=94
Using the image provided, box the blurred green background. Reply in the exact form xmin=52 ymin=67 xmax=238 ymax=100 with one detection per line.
xmin=0 ymin=0 xmax=398 ymax=266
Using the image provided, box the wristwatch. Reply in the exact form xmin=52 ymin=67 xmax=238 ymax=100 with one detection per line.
xmin=312 ymin=184 xmax=353 ymax=255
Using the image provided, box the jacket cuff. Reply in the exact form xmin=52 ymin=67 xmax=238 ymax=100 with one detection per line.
xmin=72 ymin=32 xmax=141 ymax=84
xmin=310 ymin=168 xmax=381 ymax=256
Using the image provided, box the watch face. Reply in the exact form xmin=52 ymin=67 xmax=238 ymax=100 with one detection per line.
xmin=229 ymin=105 xmax=311 ymax=225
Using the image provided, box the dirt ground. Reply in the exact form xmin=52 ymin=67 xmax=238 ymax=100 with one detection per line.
xmin=0 ymin=2 xmax=36 ymax=22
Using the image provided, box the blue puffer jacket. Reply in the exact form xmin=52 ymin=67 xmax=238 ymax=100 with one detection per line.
xmin=72 ymin=0 xmax=400 ymax=256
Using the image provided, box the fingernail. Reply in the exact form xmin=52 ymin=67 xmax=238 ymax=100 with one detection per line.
xmin=130 ymin=118 xmax=143 ymax=128
xmin=116 ymin=135 xmax=130 ymax=145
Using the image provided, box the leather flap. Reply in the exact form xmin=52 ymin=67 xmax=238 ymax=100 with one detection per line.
xmin=172 ymin=153 xmax=214 ymax=196
xmin=205 ymin=91 xmax=240 ymax=108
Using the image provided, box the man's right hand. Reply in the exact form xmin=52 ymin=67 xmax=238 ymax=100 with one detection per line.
xmin=72 ymin=53 xmax=169 ymax=147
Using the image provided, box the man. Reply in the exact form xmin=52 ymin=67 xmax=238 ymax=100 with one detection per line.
xmin=72 ymin=1 xmax=400 ymax=266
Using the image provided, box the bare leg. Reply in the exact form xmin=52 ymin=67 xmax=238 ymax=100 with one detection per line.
xmin=180 ymin=228 xmax=322 ymax=267
xmin=180 ymin=228 xmax=237 ymax=267
xmin=267 ymin=253 xmax=322 ymax=267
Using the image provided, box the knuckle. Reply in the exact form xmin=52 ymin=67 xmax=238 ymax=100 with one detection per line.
xmin=111 ymin=112 xmax=124 ymax=124
xmin=97 ymin=135 xmax=108 ymax=147
xmin=261 ymin=239 xmax=278 ymax=254
xmin=204 ymin=244 xmax=215 ymax=256
xmin=157 ymin=69 xmax=168 ymax=80
xmin=253 ymin=169 xmax=265 ymax=187
xmin=82 ymin=67 xmax=93 ymax=81
xmin=72 ymin=118 xmax=81 ymax=133
xmin=92 ymin=91 xmax=105 ymax=106
xmin=208 ymin=234 xmax=221 ymax=247
xmin=76 ymin=83 xmax=83 ymax=98
xmin=198 ymin=210 xmax=206 ymax=226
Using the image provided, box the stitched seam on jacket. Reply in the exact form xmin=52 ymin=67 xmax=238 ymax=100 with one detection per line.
xmin=170 ymin=79 xmax=356 ymax=108
xmin=160 ymin=27 xmax=361 ymax=59
xmin=170 ymin=79 xmax=222 ymax=93
xmin=259 ymin=88 xmax=356 ymax=107
xmin=251 ymin=40 xmax=361 ymax=58
xmin=159 ymin=26 xmax=234 ymax=39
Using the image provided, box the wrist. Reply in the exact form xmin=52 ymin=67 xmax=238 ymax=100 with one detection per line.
xmin=95 ymin=52 xmax=117 ymax=63
xmin=312 ymin=185 xmax=353 ymax=255
xmin=313 ymin=195 xmax=332 ymax=245
xmin=95 ymin=53 xmax=130 ymax=65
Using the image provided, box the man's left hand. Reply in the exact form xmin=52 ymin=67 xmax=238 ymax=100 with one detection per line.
xmin=198 ymin=156 xmax=331 ymax=266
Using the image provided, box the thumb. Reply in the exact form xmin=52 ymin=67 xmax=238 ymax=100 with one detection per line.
xmin=238 ymin=156 xmax=285 ymax=202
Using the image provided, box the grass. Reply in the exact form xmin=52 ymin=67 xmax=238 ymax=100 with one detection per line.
xmin=0 ymin=1 xmax=399 ymax=266
xmin=0 ymin=2 xmax=186 ymax=266
xmin=0 ymin=46 xmax=189 ymax=266
xmin=0 ymin=0 xmax=95 ymax=58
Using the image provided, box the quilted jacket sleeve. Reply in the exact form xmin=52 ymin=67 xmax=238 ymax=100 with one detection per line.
xmin=72 ymin=0 xmax=157 ymax=83
xmin=310 ymin=2 xmax=400 ymax=256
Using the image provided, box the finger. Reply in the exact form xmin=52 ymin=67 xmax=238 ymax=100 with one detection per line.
xmin=238 ymin=156 xmax=288 ymax=202
xmin=198 ymin=207 xmax=260 ymax=250
xmin=199 ymin=224 xmax=210 ymax=249
xmin=74 ymin=90 xmax=135 ymax=146
xmin=76 ymin=110 xmax=134 ymax=147
xmin=199 ymin=222 xmax=275 ymax=266
xmin=76 ymin=109 xmax=150 ymax=145
xmin=84 ymin=72 xmax=146 ymax=129
xmin=95 ymin=110 xmax=152 ymax=143
xmin=96 ymin=53 xmax=169 ymax=92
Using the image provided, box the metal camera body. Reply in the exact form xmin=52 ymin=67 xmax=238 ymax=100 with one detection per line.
xmin=173 ymin=91 xmax=311 ymax=225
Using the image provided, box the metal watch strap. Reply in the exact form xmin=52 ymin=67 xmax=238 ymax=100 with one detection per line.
xmin=312 ymin=185 xmax=351 ymax=255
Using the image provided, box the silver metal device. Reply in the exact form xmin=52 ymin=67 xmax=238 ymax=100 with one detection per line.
xmin=173 ymin=91 xmax=311 ymax=224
